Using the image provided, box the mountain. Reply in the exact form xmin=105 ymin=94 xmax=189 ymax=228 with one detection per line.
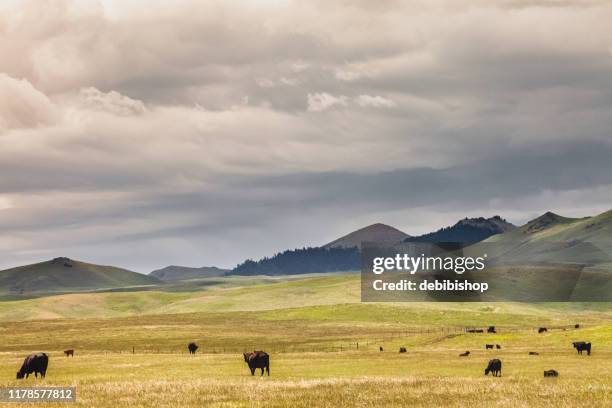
xmin=478 ymin=210 xmax=612 ymax=264
xmin=324 ymin=223 xmax=410 ymax=249
xmin=406 ymin=216 xmax=516 ymax=246
xmin=0 ymin=257 xmax=160 ymax=295
xmin=230 ymin=246 xmax=360 ymax=276
xmin=464 ymin=210 xmax=612 ymax=301
xmin=150 ymin=265 xmax=229 ymax=281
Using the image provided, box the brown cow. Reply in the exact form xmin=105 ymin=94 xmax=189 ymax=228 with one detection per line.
xmin=243 ymin=351 xmax=270 ymax=376
xmin=459 ymin=351 xmax=470 ymax=357
xmin=538 ymin=327 xmax=547 ymax=333
xmin=64 ymin=349 xmax=74 ymax=357
xmin=544 ymin=369 xmax=559 ymax=377
xmin=529 ymin=351 xmax=539 ymax=355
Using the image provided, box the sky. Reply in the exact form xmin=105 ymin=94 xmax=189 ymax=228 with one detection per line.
xmin=1 ymin=0 xmax=612 ymax=272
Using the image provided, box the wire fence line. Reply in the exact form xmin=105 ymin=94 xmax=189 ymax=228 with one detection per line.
xmin=91 ymin=323 xmax=587 ymax=355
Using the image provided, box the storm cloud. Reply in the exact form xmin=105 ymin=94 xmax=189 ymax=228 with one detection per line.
xmin=1 ymin=0 xmax=611 ymax=271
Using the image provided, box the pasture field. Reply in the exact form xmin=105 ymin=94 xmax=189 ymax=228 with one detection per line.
xmin=0 ymin=274 xmax=610 ymax=407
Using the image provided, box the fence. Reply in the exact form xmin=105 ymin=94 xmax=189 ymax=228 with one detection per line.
xmin=93 ymin=323 xmax=587 ymax=355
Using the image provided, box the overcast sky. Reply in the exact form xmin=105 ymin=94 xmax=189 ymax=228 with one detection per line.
xmin=1 ymin=0 xmax=612 ymax=272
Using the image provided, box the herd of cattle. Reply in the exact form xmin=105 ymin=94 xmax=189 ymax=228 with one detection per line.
xmin=402 ymin=325 xmax=591 ymax=378
xmin=13 ymin=325 xmax=591 ymax=380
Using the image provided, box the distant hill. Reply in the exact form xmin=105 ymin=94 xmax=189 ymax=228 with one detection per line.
xmin=406 ymin=216 xmax=516 ymax=246
xmin=465 ymin=210 xmax=612 ymax=301
xmin=477 ymin=210 xmax=612 ymax=264
xmin=231 ymin=223 xmax=407 ymax=276
xmin=0 ymin=257 xmax=160 ymax=295
xmin=324 ymin=223 xmax=410 ymax=249
xmin=150 ymin=265 xmax=229 ymax=281
xmin=230 ymin=246 xmax=360 ymax=276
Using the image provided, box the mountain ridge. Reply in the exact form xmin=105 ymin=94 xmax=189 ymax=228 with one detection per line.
xmin=150 ymin=265 xmax=229 ymax=281
xmin=324 ymin=223 xmax=410 ymax=249
xmin=406 ymin=215 xmax=516 ymax=246
xmin=0 ymin=257 xmax=160 ymax=295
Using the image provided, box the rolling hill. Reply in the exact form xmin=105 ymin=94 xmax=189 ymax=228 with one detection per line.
xmin=324 ymin=223 xmax=410 ymax=249
xmin=477 ymin=210 xmax=612 ymax=264
xmin=0 ymin=257 xmax=161 ymax=296
xmin=406 ymin=216 xmax=515 ymax=246
xmin=150 ymin=265 xmax=229 ymax=281
xmin=463 ymin=210 xmax=612 ymax=301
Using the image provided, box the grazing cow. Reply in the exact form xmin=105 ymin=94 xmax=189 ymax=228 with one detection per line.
xmin=529 ymin=351 xmax=539 ymax=355
xmin=572 ymin=342 xmax=591 ymax=355
xmin=467 ymin=329 xmax=484 ymax=333
xmin=544 ymin=369 xmax=559 ymax=377
xmin=16 ymin=353 xmax=48 ymax=379
xmin=188 ymin=342 xmax=198 ymax=355
xmin=485 ymin=344 xmax=494 ymax=350
xmin=243 ymin=351 xmax=270 ymax=376
xmin=484 ymin=359 xmax=502 ymax=377
xmin=495 ymin=344 xmax=501 ymax=349
xmin=538 ymin=327 xmax=547 ymax=333
xmin=574 ymin=324 xmax=580 ymax=329
xmin=64 ymin=349 xmax=74 ymax=357
xmin=487 ymin=326 xmax=496 ymax=333
xmin=459 ymin=351 xmax=470 ymax=357
xmin=379 ymin=346 xmax=383 ymax=352
xmin=399 ymin=347 xmax=407 ymax=353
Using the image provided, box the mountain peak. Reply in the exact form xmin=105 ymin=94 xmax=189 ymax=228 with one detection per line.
xmin=324 ymin=223 xmax=410 ymax=249
xmin=525 ymin=211 xmax=576 ymax=233
xmin=150 ymin=265 xmax=229 ymax=281
xmin=406 ymin=216 xmax=515 ymax=246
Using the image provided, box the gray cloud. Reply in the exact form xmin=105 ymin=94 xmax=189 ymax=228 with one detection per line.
xmin=0 ymin=0 xmax=611 ymax=271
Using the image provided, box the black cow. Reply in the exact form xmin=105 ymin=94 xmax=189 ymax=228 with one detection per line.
xmin=529 ymin=351 xmax=539 ymax=355
xmin=399 ymin=347 xmax=407 ymax=353
xmin=574 ymin=324 xmax=580 ymax=329
xmin=16 ymin=353 xmax=48 ymax=379
xmin=487 ymin=326 xmax=496 ymax=333
xmin=188 ymin=342 xmax=198 ymax=354
xmin=485 ymin=344 xmax=494 ymax=350
xmin=495 ymin=344 xmax=501 ymax=349
xmin=379 ymin=346 xmax=383 ymax=352
xmin=243 ymin=351 xmax=270 ymax=376
xmin=572 ymin=342 xmax=591 ymax=355
xmin=538 ymin=327 xmax=547 ymax=333
xmin=484 ymin=359 xmax=502 ymax=377
xmin=544 ymin=369 xmax=559 ymax=377
xmin=459 ymin=351 xmax=470 ymax=357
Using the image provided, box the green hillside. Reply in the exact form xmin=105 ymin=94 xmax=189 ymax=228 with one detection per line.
xmin=0 ymin=257 xmax=161 ymax=296
xmin=481 ymin=210 xmax=612 ymax=257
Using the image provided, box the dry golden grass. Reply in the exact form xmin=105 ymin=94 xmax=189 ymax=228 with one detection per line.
xmin=0 ymin=349 xmax=610 ymax=407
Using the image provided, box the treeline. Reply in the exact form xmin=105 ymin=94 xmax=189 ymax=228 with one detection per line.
xmin=230 ymin=246 xmax=360 ymax=276
xmin=405 ymin=224 xmax=498 ymax=246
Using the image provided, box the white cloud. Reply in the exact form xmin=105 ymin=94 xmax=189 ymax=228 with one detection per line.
xmin=307 ymin=92 xmax=348 ymax=112
xmin=0 ymin=74 xmax=58 ymax=130
xmin=355 ymin=95 xmax=397 ymax=108
xmin=255 ymin=78 xmax=275 ymax=88
xmin=77 ymin=87 xmax=147 ymax=116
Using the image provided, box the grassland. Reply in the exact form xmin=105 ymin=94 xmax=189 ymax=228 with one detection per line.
xmin=0 ymin=273 xmax=610 ymax=407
